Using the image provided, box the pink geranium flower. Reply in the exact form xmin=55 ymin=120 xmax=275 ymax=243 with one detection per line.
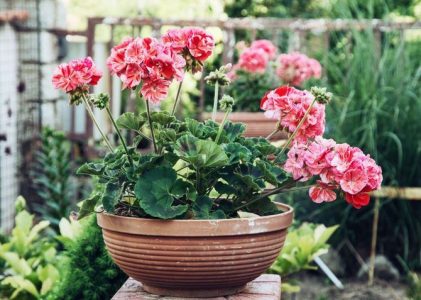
xmin=141 ymin=77 xmax=171 ymax=104
xmin=185 ymin=27 xmax=214 ymax=62
xmin=250 ymin=39 xmax=277 ymax=60
xmin=276 ymin=52 xmax=322 ymax=86
xmin=162 ymin=27 xmax=215 ymax=63
xmin=282 ymin=136 xmax=383 ymax=209
xmin=260 ymin=86 xmax=325 ymax=143
xmin=106 ymin=36 xmax=185 ymax=102
xmin=52 ymin=57 xmax=102 ymax=93
xmin=238 ymin=47 xmax=269 ymax=74
xmin=309 ymin=181 xmax=337 ymax=203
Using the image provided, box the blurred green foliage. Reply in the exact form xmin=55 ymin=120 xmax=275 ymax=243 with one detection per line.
xmin=224 ymin=0 xmax=420 ymax=18
xmin=31 ymin=127 xmax=75 ymax=232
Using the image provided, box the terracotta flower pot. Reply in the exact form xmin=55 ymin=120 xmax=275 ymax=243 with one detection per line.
xmin=202 ymin=112 xmax=287 ymax=140
xmin=97 ymin=203 xmax=293 ymax=298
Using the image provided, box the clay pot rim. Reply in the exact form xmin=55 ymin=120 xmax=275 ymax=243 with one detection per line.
xmin=97 ymin=202 xmax=293 ymax=237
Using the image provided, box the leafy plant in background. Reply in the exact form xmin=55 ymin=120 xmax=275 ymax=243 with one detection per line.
xmin=269 ymin=223 xmax=338 ymax=276
xmin=48 ymin=214 xmax=126 ymax=300
xmin=31 ymin=127 xmax=74 ymax=231
xmin=268 ymin=223 xmax=338 ymax=293
xmin=0 ymin=197 xmax=60 ymax=300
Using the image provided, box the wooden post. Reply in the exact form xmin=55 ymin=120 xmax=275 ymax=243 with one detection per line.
xmin=368 ymin=198 xmax=380 ymax=285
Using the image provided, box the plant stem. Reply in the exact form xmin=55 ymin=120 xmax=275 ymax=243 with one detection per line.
xmin=234 ymin=185 xmax=312 ymax=211
xmin=279 ymin=98 xmax=317 ymax=156
xmin=82 ymin=95 xmax=113 ymax=152
xmin=170 ymin=80 xmax=183 ymax=116
xmin=105 ymin=106 xmax=133 ymax=167
xmin=215 ymin=108 xmax=231 ymax=144
xmin=145 ymin=100 xmax=158 ymax=153
xmin=266 ymin=124 xmax=280 ymax=140
xmin=212 ymin=81 xmax=219 ymax=121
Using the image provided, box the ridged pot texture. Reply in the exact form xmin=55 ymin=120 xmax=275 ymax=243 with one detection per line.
xmin=97 ymin=203 xmax=293 ymax=298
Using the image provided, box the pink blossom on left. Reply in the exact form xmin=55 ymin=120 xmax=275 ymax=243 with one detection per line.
xmin=52 ymin=57 xmax=102 ymax=93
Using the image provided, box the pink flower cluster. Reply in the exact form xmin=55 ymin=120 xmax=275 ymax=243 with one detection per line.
xmin=106 ymin=37 xmax=185 ymax=103
xmin=162 ymin=27 xmax=215 ymax=63
xmin=284 ymin=137 xmax=383 ymax=209
xmin=235 ymin=39 xmax=277 ymax=74
xmin=52 ymin=57 xmax=102 ymax=93
xmin=106 ymin=27 xmax=214 ymax=103
xmin=276 ymin=52 xmax=321 ymax=86
xmin=260 ymin=86 xmax=325 ymax=142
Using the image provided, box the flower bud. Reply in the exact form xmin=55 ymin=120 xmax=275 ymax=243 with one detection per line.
xmin=69 ymin=89 xmax=85 ymax=105
xmin=92 ymin=93 xmax=110 ymax=110
xmin=310 ymin=86 xmax=332 ymax=104
xmin=219 ymin=94 xmax=235 ymax=111
xmin=205 ymin=64 xmax=232 ymax=86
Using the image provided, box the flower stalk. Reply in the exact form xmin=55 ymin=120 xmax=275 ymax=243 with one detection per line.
xmin=215 ymin=95 xmax=235 ymax=144
xmin=105 ymin=106 xmax=133 ymax=167
xmin=211 ymin=81 xmax=219 ymax=121
xmin=265 ymin=122 xmax=280 ymax=140
xmin=81 ymin=94 xmax=113 ymax=152
xmin=145 ymin=99 xmax=158 ymax=153
xmin=170 ymin=80 xmax=184 ymax=116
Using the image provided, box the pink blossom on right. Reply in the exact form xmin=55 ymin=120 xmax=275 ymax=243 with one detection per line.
xmin=283 ymin=137 xmax=383 ymax=209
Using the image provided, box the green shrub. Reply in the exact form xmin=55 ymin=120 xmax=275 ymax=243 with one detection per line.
xmin=0 ymin=197 xmax=60 ymax=299
xmin=31 ymin=127 xmax=75 ymax=231
xmin=48 ymin=215 xmax=126 ymax=300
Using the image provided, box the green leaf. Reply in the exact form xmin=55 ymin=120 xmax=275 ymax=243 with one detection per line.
xmin=223 ymin=142 xmax=252 ymax=164
xmin=192 ymin=196 xmax=226 ymax=219
xmin=27 ymin=220 xmax=50 ymax=243
xmin=195 ymin=140 xmax=229 ymax=168
xmin=116 ymin=112 xmax=145 ymax=131
xmin=1 ymin=252 xmax=31 ymax=275
xmin=314 ymin=224 xmax=339 ymax=247
xmin=214 ymin=181 xmax=237 ymax=195
xmin=76 ymin=162 xmax=105 ymax=176
xmin=223 ymin=122 xmax=246 ymax=142
xmin=78 ymin=193 xmax=101 ymax=219
xmin=37 ymin=264 xmax=60 ymax=295
xmin=102 ymin=182 xmax=122 ymax=213
xmin=2 ymin=276 xmax=39 ymax=298
xmin=256 ymin=160 xmax=288 ymax=186
xmin=134 ymin=166 xmax=188 ymax=219
xmin=143 ymin=111 xmax=177 ymax=126
xmin=171 ymin=179 xmax=197 ymax=201
xmin=185 ymin=118 xmax=206 ymax=138
xmin=58 ymin=218 xmax=82 ymax=241
xmin=14 ymin=210 xmax=33 ymax=234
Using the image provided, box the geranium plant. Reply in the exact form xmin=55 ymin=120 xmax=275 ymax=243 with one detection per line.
xmin=227 ymin=39 xmax=322 ymax=112
xmin=52 ymin=27 xmax=382 ymax=220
